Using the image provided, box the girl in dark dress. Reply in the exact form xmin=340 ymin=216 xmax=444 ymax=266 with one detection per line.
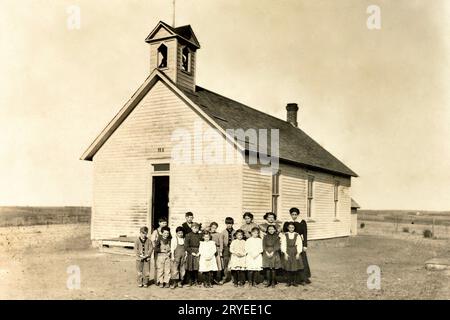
xmin=283 ymin=207 xmax=312 ymax=285
xmin=262 ymin=225 xmax=281 ymax=288
xmin=185 ymin=222 xmax=202 ymax=286
xmin=281 ymin=222 xmax=304 ymax=287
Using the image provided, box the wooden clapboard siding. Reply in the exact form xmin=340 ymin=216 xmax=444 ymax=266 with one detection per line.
xmin=241 ymin=162 xmax=352 ymax=240
xmin=279 ymin=163 xmax=352 ymax=240
xmin=170 ymin=163 xmax=242 ymax=232
xmin=176 ymin=44 xmax=196 ymax=91
xmin=242 ymin=164 xmax=272 ymax=226
xmin=92 ymin=80 xmax=242 ymax=240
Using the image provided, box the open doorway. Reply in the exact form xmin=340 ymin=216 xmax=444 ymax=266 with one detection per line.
xmin=151 ymin=175 xmax=169 ymax=231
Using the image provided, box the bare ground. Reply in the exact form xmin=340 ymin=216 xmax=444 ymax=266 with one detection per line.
xmin=0 ymin=222 xmax=449 ymax=300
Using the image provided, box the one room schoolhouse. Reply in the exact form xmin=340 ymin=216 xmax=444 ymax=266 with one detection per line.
xmin=81 ymin=21 xmax=358 ymax=247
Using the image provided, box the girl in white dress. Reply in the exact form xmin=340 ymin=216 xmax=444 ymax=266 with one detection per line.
xmin=228 ymin=229 xmax=246 ymax=287
xmin=198 ymin=232 xmax=218 ymax=288
xmin=245 ymin=227 xmax=263 ymax=287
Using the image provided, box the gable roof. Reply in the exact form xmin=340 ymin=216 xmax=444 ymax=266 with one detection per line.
xmin=180 ymin=86 xmax=357 ymax=177
xmin=81 ymin=70 xmax=357 ymax=177
xmin=145 ymin=21 xmax=200 ymax=49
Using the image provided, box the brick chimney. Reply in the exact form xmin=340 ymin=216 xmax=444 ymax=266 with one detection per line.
xmin=286 ymin=103 xmax=299 ymax=127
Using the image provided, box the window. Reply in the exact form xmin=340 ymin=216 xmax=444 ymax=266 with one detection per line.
xmin=181 ymin=46 xmax=190 ymax=72
xmin=307 ymin=176 xmax=314 ymax=218
xmin=152 ymin=163 xmax=170 ymax=172
xmin=334 ymin=181 xmax=339 ymax=218
xmin=271 ymin=171 xmax=280 ymax=214
xmin=157 ymin=44 xmax=168 ymax=69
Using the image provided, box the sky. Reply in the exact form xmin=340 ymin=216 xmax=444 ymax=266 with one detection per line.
xmin=0 ymin=0 xmax=449 ymax=210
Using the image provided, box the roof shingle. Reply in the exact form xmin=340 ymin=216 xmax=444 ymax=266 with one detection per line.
xmin=181 ymin=85 xmax=357 ymax=177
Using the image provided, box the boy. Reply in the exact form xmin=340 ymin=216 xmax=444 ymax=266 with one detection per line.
xmin=135 ymin=226 xmax=153 ymax=287
xmin=219 ymin=217 xmax=236 ymax=283
xmin=170 ymin=226 xmax=186 ymax=289
xmin=155 ymin=226 xmax=171 ymax=288
xmin=151 ymin=217 xmax=169 ymax=246
xmin=182 ymin=212 xmax=194 ymax=235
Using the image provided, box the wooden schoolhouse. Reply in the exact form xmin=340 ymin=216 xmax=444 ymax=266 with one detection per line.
xmin=81 ymin=21 xmax=358 ymax=247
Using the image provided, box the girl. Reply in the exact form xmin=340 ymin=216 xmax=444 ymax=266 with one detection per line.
xmin=184 ymin=222 xmax=202 ymax=286
xmin=245 ymin=227 xmax=263 ymax=287
xmin=198 ymin=231 xmax=218 ymax=288
xmin=170 ymin=226 xmax=186 ymax=289
xmin=259 ymin=212 xmax=282 ymax=236
xmin=281 ymin=222 xmax=304 ymax=287
xmin=240 ymin=212 xmax=258 ymax=239
xmin=228 ymin=229 xmax=246 ymax=287
xmin=262 ymin=224 xmax=282 ymax=288
xmin=209 ymin=222 xmax=224 ymax=285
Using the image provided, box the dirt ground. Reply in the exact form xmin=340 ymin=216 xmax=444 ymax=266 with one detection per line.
xmin=0 ymin=222 xmax=449 ymax=300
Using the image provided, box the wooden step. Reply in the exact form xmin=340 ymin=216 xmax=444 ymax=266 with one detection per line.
xmin=425 ymin=258 xmax=450 ymax=270
xmin=100 ymin=245 xmax=135 ymax=256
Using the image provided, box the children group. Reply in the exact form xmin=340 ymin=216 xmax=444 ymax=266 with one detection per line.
xmin=135 ymin=207 xmax=312 ymax=289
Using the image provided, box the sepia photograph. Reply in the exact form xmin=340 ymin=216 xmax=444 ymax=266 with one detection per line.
xmin=0 ymin=0 xmax=449 ymax=304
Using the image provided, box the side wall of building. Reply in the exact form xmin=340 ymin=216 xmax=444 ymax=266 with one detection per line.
xmin=242 ymin=162 xmax=352 ymax=239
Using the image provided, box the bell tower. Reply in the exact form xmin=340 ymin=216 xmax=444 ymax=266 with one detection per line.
xmin=145 ymin=21 xmax=200 ymax=92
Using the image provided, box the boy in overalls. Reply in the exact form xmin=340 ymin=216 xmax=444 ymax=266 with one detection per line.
xmin=170 ymin=226 xmax=186 ymax=289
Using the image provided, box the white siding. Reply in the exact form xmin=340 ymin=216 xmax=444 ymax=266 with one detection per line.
xmin=92 ymin=81 xmax=242 ymax=240
xmin=242 ymin=164 xmax=272 ymax=226
xmin=242 ymin=162 xmax=352 ymax=240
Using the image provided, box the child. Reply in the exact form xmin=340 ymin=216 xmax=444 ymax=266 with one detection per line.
xmin=245 ymin=227 xmax=263 ymax=287
xmin=228 ymin=229 xmax=246 ymax=287
xmin=135 ymin=226 xmax=153 ymax=287
xmin=209 ymin=222 xmax=224 ymax=285
xmin=182 ymin=212 xmax=194 ymax=235
xmin=151 ymin=217 xmax=170 ymax=245
xmin=262 ymin=224 xmax=281 ymax=288
xmin=155 ymin=226 xmax=171 ymax=288
xmin=219 ymin=217 xmax=236 ymax=283
xmin=240 ymin=212 xmax=258 ymax=239
xmin=259 ymin=212 xmax=281 ymax=236
xmin=184 ymin=222 xmax=202 ymax=286
xmin=281 ymin=222 xmax=304 ymax=287
xmin=198 ymin=231 xmax=218 ymax=288
xmin=283 ymin=207 xmax=311 ymax=285
xmin=170 ymin=226 xmax=186 ymax=289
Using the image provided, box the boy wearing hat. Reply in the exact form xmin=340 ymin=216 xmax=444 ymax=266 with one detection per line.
xmin=182 ymin=212 xmax=194 ymax=235
xmin=135 ymin=226 xmax=153 ymax=287
xmin=219 ymin=217 xmax=236 ymax=283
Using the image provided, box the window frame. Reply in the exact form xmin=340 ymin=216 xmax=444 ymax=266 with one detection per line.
xmin=306 ymin=175 xmax=314 ymax=218
xmin=157 ymin=43 xmax=168 ymax=69
xmin=271 ymin=170 xmax=280 ymax=215
xmin=181 ymin=46 xmax=191 ymax=74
